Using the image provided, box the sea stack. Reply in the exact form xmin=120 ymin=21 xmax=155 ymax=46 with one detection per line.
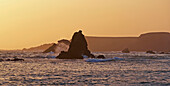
xmin=57 ymin=30 xmax=95 ymax=59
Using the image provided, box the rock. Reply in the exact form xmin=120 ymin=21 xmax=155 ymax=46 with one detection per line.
xmin=0 ymin=59 xmax=4 ymax=62
xmin=146 ymin=50 xmax=155 ymax=54
xmin=57 ymin=51 xmax=69 ymax=59
xmin=6 ymin=59 xmax=11 ymax=61
xmin=43 ymin=43 xmax=57 ymax=53
xmin=90 ymin=54 xmax=95 ymax=58
xmin=122 ymin=48 xmax=130 ymax=53
xmin=58 ymin=39 xmax=70 ymax=45
xmin=5 ymin=57 xmax=24 ymax=61
xmin=165 ymin=52 xmax=170 ymax=54
xmin=159 ymin=52 xmax=165 ymax=54
xmin=43 ymin=39 xmax=70 ymax=53
xmin=11 ymin=58 xmax=24 ymax=61
xmin=97 ymin=55 xmax=105 ymax=59
xmin=57 ymin=30 xmax=95 ymax=59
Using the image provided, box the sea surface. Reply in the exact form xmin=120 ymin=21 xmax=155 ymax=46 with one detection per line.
xmin=0 ymin=51 xmax=170 ymax=86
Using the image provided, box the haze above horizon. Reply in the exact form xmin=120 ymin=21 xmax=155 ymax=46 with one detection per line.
xmin=0 ymin=0 xmax=170 ymax=49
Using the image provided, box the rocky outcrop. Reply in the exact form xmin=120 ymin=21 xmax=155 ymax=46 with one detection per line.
xmin=97 ymin=55 xmax=105 ymax=59
xmin=57 ymin=30 xmax=95 ymax=59
xmin=43 ymin=43 xmax=57 ymax=53
xmin=0 ymin=59 xmax=4 ymax=62
xmin=11 ymin=58 xmax=24 ymax=61
xmin=159 ymin=52 xmax=165 ymax=54
xmin=43 ymin=39 xmax=70 ymax=53
xmin=146 ymin=50 xmax=155 ymax=54
xmin=122 ymin=48 xmax=130 ymax=53
xmin=58 ymin=39 xmax=70 ymax=45
xmin=0 ymin=58 xmax=24 ymax=62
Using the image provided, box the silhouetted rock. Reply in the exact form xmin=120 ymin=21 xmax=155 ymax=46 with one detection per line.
xmin=43 ymin=39 xmax=70 ymax=53
xmin=97 ymin=55 xmax=105 ymax=59
xmin=5 ymin=57 xmax=24 ymax=61
xmin=159 ymin=52 xmax=165 ymax=54
xmin=57 ymin=30 xmax=95 ymax=59
xmin=56 ymin=51 xmax=69 ymax=59
xmin=6 ymin=59 xmax=11 ymax=61
xmin=90 ymin=54 xmax=95 ymax=58
xmin=146 ymin=50 xmax=155 ymax=54
xmin=22 ymin=48 xmax=27 ymax=51
xmin=165 ymin=52 xmax=170 ymax=54
xmin=43 ymin=43 xmax=57 ymax=53
xmin=11 ymin=58 xmax=24 ymax=61
xmin=0 ymin=59 xmax=4 ymax=62
xmin=58 ymin=39 xmax=70 ymax=45
xmin=122 ymin=48 xmax=130 ymax=53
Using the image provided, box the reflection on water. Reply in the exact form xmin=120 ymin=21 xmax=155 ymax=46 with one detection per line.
xmin=0 ymin=51 xmax=170 ymax=85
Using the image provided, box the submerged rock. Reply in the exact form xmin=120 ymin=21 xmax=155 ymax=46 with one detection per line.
xmin=11 ymin=58 xmax=24 ymax=61
xmin=6 ymin=59 xmax=11 ymax=61
xmin=165 ymin=52 xmax=170 ymax=54
xmin=159 ymin=52 xmax=165 ymax=54
xmin=2 ymin=57 xmax=24 ymax=62
xmin=122 ymin=48 xmax=130 ymax=53
xmin=146 ymin=50 xmax=155 ymax=54
xmin=97 ymin=55 xmax=105 ymax=59
xmin=57 ymin=30 xmax=95 ymax=59
xmin=0 ymin=59 xmax=4 ymax=62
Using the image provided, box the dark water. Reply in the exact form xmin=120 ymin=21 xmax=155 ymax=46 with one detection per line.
xmin=0 ymin=52 xmax=170 ymax=85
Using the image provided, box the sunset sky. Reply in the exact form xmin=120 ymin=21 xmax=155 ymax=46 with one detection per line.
xmin=0 ymin=0 xmax=170 ymax=49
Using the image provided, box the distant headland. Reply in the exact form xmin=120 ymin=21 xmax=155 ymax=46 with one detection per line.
xmin=86 ymin=32 xmax=170 ymax=52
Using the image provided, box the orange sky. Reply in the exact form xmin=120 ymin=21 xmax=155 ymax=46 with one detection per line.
xmin=0 ymin=0 xmax=170 ymax=49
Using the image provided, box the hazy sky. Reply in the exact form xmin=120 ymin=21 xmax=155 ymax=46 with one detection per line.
xmin=0 ymin=0 xmax=170 ymax=49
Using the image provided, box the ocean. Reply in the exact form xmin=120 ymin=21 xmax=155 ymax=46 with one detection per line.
xmin=0 ymin=51 xmax=170 ymax=85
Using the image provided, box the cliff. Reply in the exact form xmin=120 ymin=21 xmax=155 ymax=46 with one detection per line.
xmin=86 ymin=32 xmax=170 ymax=52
